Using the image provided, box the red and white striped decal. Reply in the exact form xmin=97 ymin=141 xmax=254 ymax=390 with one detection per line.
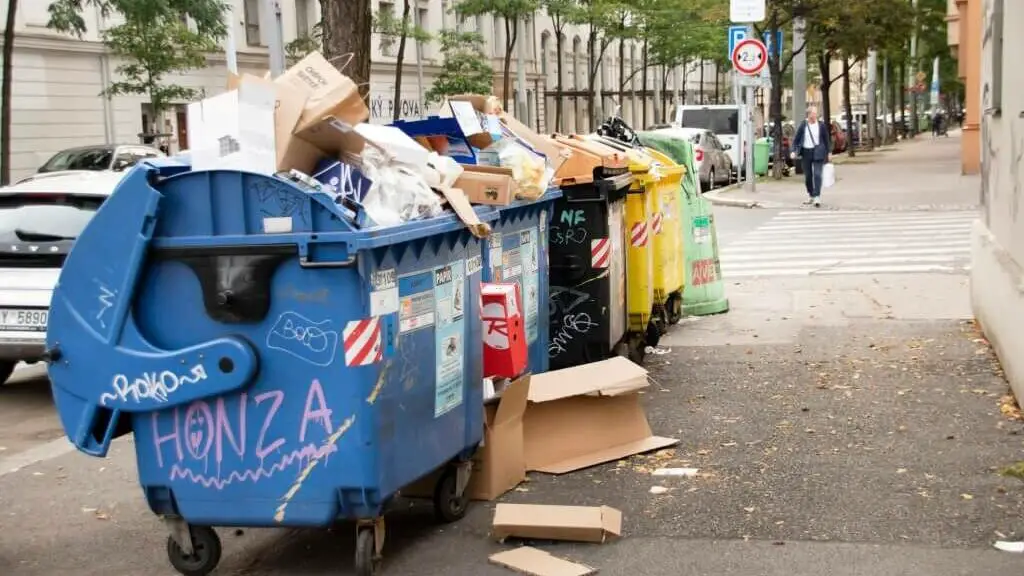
xmin=630 ymin=220 xmax=649 ymax=247
xmin=343 ymin=317 xmax=383 ymax=367
xmin=591 ymin=238 xmax=610 ymax=269
xmin=651 ymin=212 xmax=664 ymax=235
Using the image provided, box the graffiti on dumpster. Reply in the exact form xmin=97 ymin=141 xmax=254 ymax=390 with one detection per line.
xmin=251 ymin=179 xmax=311 ymax=226
xmin=95 ymin=283 xmax=116 ymax=329
xmin=551 ymin=208 xmax=589 ymax=247
xmin=266 ymin=311 xmax=339 ymax=366
xmin=548 ymin=286 xmax=598 ymax=358
xmin=691 ymin=258 xmax=718 ymax=286
xmin=156 ymin=379 xmax=340 ymax=489
xmin=100 ymin=364 xmax=208 ymax=406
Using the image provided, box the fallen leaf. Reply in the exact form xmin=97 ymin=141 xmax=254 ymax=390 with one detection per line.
xmin=649 ymin=486 xmax=670 ymax=495
xmin=897 ymin=468 xmax=908 ymax=474
xmin=961 ymin=493 xmax=974 ymax=500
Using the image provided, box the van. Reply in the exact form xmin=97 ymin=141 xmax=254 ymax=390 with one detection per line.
xmin=674 ymin=105 xmax=764 ymax=177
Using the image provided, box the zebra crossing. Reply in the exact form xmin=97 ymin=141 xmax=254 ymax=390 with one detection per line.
xmin=719 ymin=210 xmax=977 ymax=279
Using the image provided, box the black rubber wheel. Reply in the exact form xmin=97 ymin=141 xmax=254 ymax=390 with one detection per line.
xmin=645 ymin=320 xmax=661 ymax=347
xmin=666 ymin=294 xmax=682 ymax=325
xmin=627 ymin=336 xmax=645 ymax=365
xmin=0 ymin=361 xmax=14 ymax=386
xmin=433 ymin=466 xmax=470 ymax=523
xmin=354 ymin=527 xmax=377 ymax=576
xmin=708 ymin=168 xmax=716 ymax=189
xmin=166 ymin=526 xmax=222 ymax=576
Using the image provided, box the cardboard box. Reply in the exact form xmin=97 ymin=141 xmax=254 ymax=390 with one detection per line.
xmin=523 ymin=357 xmax=678 ymax=474
xmin=187 ymin=81 xmax=278 ymax=174
xmin=455 ymin=165 xmax=517 ymax=205
xmin=488 ymin=547 xmax=597 ymax=576
xmin=492 ymin=503 xmax=622 ymax=543
xmin=276 ymin=52 xmax=370 ymax=157
xmin=471 ymin=375 xmax=530 ymax=500
xmin=226 ymin=73 xmax=313 ymax=173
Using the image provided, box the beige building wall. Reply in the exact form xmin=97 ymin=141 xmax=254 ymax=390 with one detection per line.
xmin=971 ymin=0 xmax=1024 ymax=401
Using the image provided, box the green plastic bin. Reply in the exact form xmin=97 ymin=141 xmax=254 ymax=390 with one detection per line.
xmin=754 ymin=137 xmax=771 ymax=176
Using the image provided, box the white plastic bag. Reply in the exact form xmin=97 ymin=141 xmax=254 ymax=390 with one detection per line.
xmin=359 ymin=147 xmax=443 ymax=227
xmin=822 ymin=162 xmax=836 ymax=188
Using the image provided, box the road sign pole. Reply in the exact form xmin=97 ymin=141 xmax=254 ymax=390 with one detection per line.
xmin=744 ymin=25 xmax=756 ymax=193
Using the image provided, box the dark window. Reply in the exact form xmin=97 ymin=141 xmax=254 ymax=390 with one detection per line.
xmin=0 ymin=195 xmax=103 ymax=242
xmin=38 ymin=148 xmax=114 ymax=173
xmin=680 ymin=109 xmax=739 ymax=136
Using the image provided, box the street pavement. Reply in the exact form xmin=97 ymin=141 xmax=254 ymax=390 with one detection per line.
xmin=2 ymin=130 xmax=1024 ymax=575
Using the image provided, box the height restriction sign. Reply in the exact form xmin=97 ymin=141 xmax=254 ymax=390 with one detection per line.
xmin=732 ymin=38 xmax=768 ymax=76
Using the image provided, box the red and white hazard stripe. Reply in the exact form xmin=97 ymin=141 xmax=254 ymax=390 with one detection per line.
xmin=343 ymin=317 xmax=383 ymax=367
xmin=630 ymin=220 xmax=649 ymax=247
xmin=591 ymin=238 xmax=610 ymax=269
xmin=651 ymin=212 xmax=663 ymax=235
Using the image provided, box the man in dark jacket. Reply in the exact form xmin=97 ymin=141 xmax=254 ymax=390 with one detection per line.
xmin=790 ymin=106 xmax=832 ymax=207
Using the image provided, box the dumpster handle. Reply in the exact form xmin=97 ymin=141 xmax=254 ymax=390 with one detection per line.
xmin=298 ymin=255 xmax=357 ymax=268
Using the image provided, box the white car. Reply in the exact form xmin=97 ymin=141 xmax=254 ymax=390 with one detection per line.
xmin=0 ymin=170 xmax=126 ymax=384
xmin=27 ymin=144 xmax=165 ymax=181
xmin=675 ymin=104 xmax=763 ymax=178
xmin=650 ymin=127 xmax=734 ymax=190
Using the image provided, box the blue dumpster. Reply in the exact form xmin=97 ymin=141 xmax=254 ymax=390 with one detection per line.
xmin=482 ymin=188 xmax=561 ymax=375
xmin=44 ymin=163 xmax=498 ymax=576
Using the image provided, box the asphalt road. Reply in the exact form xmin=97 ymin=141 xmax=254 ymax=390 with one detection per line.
xmin=2 ymin=162 xmax=1022 ymax=574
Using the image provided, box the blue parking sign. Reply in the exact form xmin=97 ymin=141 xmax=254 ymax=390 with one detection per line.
xmin=728 ymin=25 xmax=747 ymax=60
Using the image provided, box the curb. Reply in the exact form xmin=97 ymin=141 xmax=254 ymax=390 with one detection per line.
xmin=703 ymin=184 xmax=763 ymax=209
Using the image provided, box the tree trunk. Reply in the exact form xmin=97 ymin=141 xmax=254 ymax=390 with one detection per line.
xmin=1 ymin=0 xmax=17 ymax=184
xmin=323 ymin=0 xmax=372 ymax=99
xmin=770 ymin=58 xmax=784 ymax=179
xmin=641 ymin=38 xmax=648 ymax=127
xmin=818 ymin=51 xmax=832 ymax=126
xmin=681 ymin=59 xmax=688 ymax=106
xmin=698 ymin=60 xmax=704 ymax=104
xmin=617 ymin=38 xmax=625 ymax=111
xmin=714 ymin=65 xmax=720 ymax=103
xmin=555 ymin=32 xmax=564 ymax=132
xmin=503 ymin=18 xmax=515 ymax=112
xmin=897 ymin=62 xmax=906 ymax=139
xmin=587 ymin=30 xmax=597 ymax=130
xmin=661 ymin=66 xmax=670 ymax=122
xmin=391 ymin=0 xmax=411 ymax=122
xmin=842 ymin=57 xmax=855 ymax=157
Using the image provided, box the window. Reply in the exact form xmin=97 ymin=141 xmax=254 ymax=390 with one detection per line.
xmin=38 ymin=147 xmax=114 ymax=173
xmin=379 ymin=1 xmax=396 ymax=56
xmin=0 ymin=194 xmax=103 ymax=243
xmin=295 ymin=0 xmax=310 ymax=37
xmin=418 ymin=8 xmax=430 ymax=59
xmin=539 ymin=33 xmax=549 ymax=77
xmin=243 ymin=0 xmax=262 ymax=46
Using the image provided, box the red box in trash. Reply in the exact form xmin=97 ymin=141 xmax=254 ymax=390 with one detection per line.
xmin=481 ymin=283 xmax=527 ymax=379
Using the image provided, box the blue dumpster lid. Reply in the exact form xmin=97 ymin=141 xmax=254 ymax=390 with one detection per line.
xmin=45 ymin=162 xmax=498 ymax=456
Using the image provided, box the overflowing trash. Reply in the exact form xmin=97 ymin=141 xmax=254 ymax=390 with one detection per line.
xmin=42 ymin=49 xmax=727 ymax=576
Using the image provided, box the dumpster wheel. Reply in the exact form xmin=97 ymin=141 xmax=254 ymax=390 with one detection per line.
xmin=354 ymin=527 xmax=380 ymax=576
xmin=433 ymin=466 xmax=470 ymax=523
xmin=166 ymin=525 xmax=221 ymax=576
xmin=666 ymin=292 xmax=683 ymax=325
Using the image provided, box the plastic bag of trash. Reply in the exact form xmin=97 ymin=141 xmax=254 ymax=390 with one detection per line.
xmin=359 ymin=146 xmax=443 ymax=227
xmin=498 ymin=140 xmax=549 ymax=200
xmin=822 ymin=162 xmax=836 ymax=188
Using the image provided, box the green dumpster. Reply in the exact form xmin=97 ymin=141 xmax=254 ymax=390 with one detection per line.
xmin=754 ymin=137 xmax=771 ymax=176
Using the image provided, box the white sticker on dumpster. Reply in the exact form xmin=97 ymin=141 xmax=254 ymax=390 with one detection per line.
xmin=369 ymin=268 xmax=399 ymax=316
xmin=524 ymin=229 xmax=539 ymax=344
xmin=262 ymin=216 xmax=293 ymax=234
xmin=434 ymin=260 xmax=465 ymax=418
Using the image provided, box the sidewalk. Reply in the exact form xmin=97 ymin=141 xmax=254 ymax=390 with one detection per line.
xmin=707 ymin=131 xmax=980 ymax=211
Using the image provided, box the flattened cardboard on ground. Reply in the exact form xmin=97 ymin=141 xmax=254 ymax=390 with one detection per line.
xmin=401 ymin=375 xmax=529 ymax=501
xmin=489 ymin=546 xmax=597 ymax=576
xmin=492 ymin=503 xmax=622 ymax=544
xmin=455 ymin=165 xmax=517 ymax=205
xmin=523 ymin=357 xmax=678 ymax=474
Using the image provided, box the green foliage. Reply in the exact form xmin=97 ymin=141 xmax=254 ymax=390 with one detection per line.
xmin=643 ymin=0 xmax=727 ymax=68
xmin=47 ymin=0 xmax=227 ymax=114
xmin=425 ymin=30 xmax=494 ymax=104
xmin=373 ymin=3 xmax=431 ymax=44
xmin=286 ymin=21 xmax=323 ymax=63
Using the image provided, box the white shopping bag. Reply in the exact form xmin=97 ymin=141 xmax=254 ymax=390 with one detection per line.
xmin=822 ymin=162 xmax=836 ymax=188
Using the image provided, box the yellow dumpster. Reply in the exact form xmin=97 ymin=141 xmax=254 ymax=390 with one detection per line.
xmin=644 ymin=147 xmax=686 ymax=326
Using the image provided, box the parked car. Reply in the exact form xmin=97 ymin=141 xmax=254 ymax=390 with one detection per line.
xmin=0 ymin=170 xmax=126 ymax=384
xmin=33 ymin=144 xmax=165 ymax=177
xmin=675 ymin=104 xmax=761 ymax=179
xmin=650 ymin=126 xmax=733 ymax=190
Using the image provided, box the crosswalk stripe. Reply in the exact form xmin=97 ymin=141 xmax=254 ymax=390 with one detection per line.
xmin=720 ymin=210 xmax=974 ymax=278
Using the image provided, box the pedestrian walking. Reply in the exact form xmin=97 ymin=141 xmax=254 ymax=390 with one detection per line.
xmin=790 ymin=106 xmax=831 ymax=207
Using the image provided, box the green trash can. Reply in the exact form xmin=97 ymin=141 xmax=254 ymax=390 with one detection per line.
xmin=754 ymin=137 xmax=771 ymax=176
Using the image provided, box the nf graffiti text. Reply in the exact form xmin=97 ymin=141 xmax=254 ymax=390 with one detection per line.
xmin=100 ymin=364 xmax=208 ymax=406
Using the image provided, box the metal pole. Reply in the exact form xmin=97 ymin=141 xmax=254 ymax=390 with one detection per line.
xmin=515 ymin=17 xmax=529 ymax=122
xmin=908 ymin=0 xmax=918 ymax=136
xmin=224 ymin=4 xmax=238 ymax=74
xmin=413 ymin=5 xmax=425 ymax=119
xmin=867 ymin=50 xmax=877 ymax=147
xmin=792 ymin=17 xmax=807 ymax=125
xmin=265 ymin=0 xmax=286 ymax=78
xmin=881 ymin=58 xmax=889 ymax=143
xmin=744 ymin=24 xmax=755 ymax=193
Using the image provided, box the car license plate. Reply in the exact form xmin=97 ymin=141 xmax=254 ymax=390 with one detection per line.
xmin=0 ymin=308 xmax=48 ymax=332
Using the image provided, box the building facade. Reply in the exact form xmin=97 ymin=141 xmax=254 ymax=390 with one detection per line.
xmin=946 ymin=0 xmax=981 ymax=174
xmin=0 ymin=0 xmax=732 ymax=181
xmin=968 ymin=0 xmax=1024 ymax=400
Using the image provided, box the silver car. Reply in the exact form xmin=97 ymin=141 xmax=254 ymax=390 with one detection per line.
xmin=650 ymin=127 xmax=734 ymax=190
xmin=34 ymin=144 xmax=165 ymax=176
xmin=0 ymin=171 xmax=125 ymax=384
